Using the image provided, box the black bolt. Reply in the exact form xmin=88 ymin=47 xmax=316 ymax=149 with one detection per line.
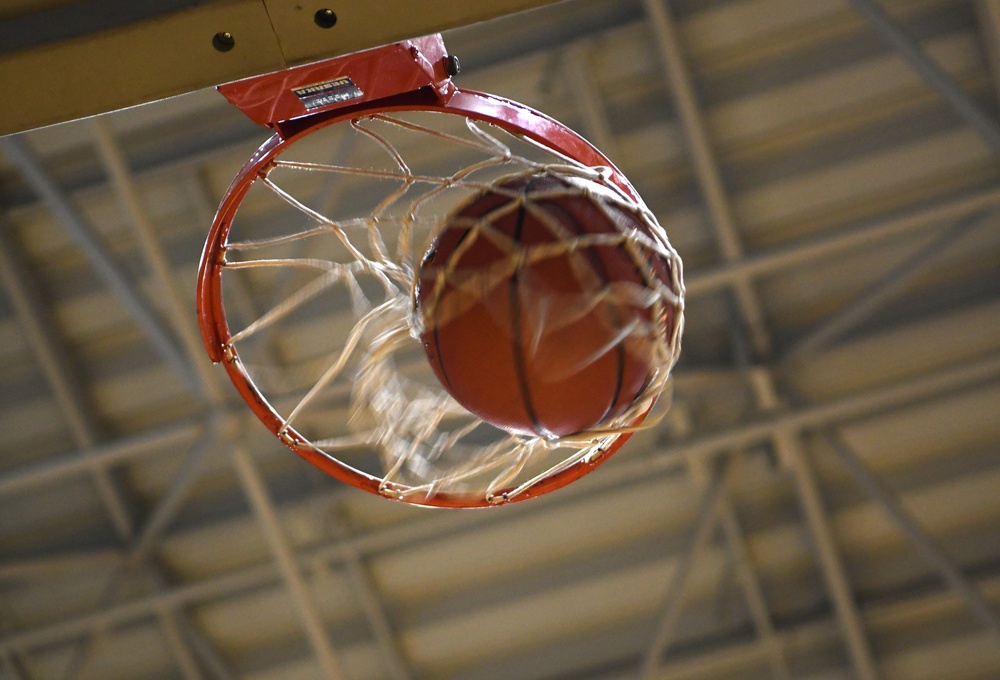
xmin=444 ymin=54 xmax=461 ymax=77
xmin=314 ymin=8 xmax=337 ymax=28
xmin=212 ymin=31 xmax=235 ymax=51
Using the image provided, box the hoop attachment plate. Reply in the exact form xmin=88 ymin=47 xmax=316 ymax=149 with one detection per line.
xmin=218 ymin=34 xmax=455 ymax=136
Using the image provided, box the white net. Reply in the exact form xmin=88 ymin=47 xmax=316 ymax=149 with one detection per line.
xmin=216 ymin=110 xmax=684 ymax=505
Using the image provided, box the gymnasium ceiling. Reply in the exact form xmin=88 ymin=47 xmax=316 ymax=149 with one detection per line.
xmin=1 ymin=1 xmax=999 ymax=679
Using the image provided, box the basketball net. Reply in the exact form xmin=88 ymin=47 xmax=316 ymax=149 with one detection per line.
xmin=198 ymin=37 xmax=684 ymax=507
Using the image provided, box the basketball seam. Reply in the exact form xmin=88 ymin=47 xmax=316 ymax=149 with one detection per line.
xmin=542 ymin=196 xmax=628 ymax=426
xmin=510 ymin=180 xmax=549 ymax=437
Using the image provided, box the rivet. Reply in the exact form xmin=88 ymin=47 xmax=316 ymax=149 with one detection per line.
xmin=314 ymin=9 xmax=337 ymax=28
xmin=212 ymin=32 xmax=235 ymax=52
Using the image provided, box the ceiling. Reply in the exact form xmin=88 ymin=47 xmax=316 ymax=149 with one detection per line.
xmin=1 ymin=1 xmax=999 ymax=679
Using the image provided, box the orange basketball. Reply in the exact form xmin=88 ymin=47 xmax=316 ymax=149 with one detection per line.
xmin=415 ymin=172 xmax=678 ymax=438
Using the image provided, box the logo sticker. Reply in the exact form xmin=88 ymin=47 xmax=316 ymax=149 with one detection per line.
xmin=292 ymin=76 xmax=364 ymax=110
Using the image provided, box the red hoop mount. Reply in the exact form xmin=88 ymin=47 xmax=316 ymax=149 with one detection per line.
xmin=218 ymin=34 xmax=455 ymax=138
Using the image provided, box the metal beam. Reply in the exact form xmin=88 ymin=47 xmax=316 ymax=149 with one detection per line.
xmin=0 ymin=499 xmax=509 ymax=657
xmin=0 ymin=595 xmax=34 ymax=680
xmin=650 ymin=574 xmax=1000 ymax=680
xmin=642 ymin=0 xmax=771 ymax=357
xmin=716 ymin=497 xmax=792 ymax=680
xmin=0 ymin=136 xmax=206 ymax=398
xmin=1 ymin=654 xmax=28 ymax=680
xmin=639 ymin=462 xmax=729 ymax=679
xmin=0 ymin=222 xmax=134 ymax=540
xmin=82 ymin=114 xmax=363 ymax=677
xmin=231 ymin=446 xmax=348 ymax=680
xmin=640 ymin=0 xmax=886 ymax=661
xmin=0 ymin=418 xmax=206 ymax=497
xmin=975 ymin=0 xmax=1000 ymax=105
xmin=6 ymin=120 xmax=998 ymax=310
xmin=846 ymin=0 xmax=1000 ymax=153
xmin=3 ymin=456 xmax=999 ymax=665
xmin=184 ymin=625 xmax=239 ymax=680
xmin=5 ymin=121 xmax=228 ymax=680
xmin=152 ymin=609 xmax=205 ymax=680
xmin=59 ymin=425 xmax=221 ymax=680
xmin=735 ymin=366 xmax=882 ymax=680
xmin=0 ymin=213 xmax=214 ymax=680
xmin=0 ymin=346 xmax=995 ymax=524
xmin=90 ymin=118 xmax=223 ymax=403
xmin=147 ymin=567 xmax=238 ymax=680
xmin=560 ymin=57 xmax=787 ymax=679
xmin=822 ymin=429 xmax=1000 ymax=637
xmin=0 ymin=549 xmax=121 ymax=581
xmin=784 ymin=208 xmax=997 ymax=361
xmin=0 ymin=561 xmax=278 ymax=655
xmin=778 ymin=428 xmax=881 ymax=680
xmin=563 ymin=41 xmax=619 ymax=157
xmin=686 ymin=186 xmax=1000 ymax=297
xmin=0 ymin=351 xmax=993 ymax=664
xmin=319 ymin=513 xmax=413 ymax=680
xmin=733 ymin=309 xmax=881 ymax=680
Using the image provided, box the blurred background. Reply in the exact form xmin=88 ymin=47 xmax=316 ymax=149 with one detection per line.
xmin=0 ymin=0 xmax=999 ymax=679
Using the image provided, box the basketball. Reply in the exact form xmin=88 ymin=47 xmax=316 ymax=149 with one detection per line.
xmin=415 ymin=171 xmax=679 ymax=438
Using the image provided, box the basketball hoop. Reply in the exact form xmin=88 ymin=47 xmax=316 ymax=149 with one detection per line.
xmin=197 ymin=35 xmax=684 ymax=508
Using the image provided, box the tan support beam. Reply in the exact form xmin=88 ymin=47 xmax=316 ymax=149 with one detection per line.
xmin=0 ymin=0 xmax=561 ymax=136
